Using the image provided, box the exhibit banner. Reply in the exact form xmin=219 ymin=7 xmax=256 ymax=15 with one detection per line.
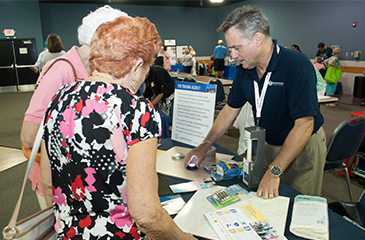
xmin=172 ymin=82 xmax=216 ymax=146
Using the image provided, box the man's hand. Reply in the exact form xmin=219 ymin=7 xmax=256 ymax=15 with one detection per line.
xmin=184 ymin=144 xmax=210 ymax=168
xmin=256 ymin=170 xmax=280 ymax=199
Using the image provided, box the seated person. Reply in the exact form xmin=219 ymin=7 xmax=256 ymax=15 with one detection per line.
xmin=313 ymin=56 xmax=326 ymax=78
xmin=313 ymin=56 xmax=325 ymax=70
xmin=40 ymin=16 xmax=195 ymax=239
xmin=144 ymin=56 xmax=175 ymax=116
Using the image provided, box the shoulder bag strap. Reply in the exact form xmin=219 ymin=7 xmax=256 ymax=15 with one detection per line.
xmin=4 ymin=120 xmax=44 ymax=232
xmin=42 ymin=58 xmax=78 ymax=81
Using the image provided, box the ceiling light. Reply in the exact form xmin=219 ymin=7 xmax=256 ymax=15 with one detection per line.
xmin=210 ymin=0 xmax=224 ymax=3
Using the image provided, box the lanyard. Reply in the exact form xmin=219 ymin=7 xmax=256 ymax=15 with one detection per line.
xmin=253 ymin=72 xmax=272 ymax=126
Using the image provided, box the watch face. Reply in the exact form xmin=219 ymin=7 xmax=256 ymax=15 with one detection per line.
xmin=270 ymin=165 xmax=282 ymax=177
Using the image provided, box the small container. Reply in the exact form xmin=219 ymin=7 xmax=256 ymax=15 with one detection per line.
xmin=171 ymin=152 xmax=185 ymax=160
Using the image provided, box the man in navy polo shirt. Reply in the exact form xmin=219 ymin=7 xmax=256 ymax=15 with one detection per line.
xmin=316 ymin=42 xmax=333 ymax=61
xmin=185 ymin=5 xmax=326 ymax=198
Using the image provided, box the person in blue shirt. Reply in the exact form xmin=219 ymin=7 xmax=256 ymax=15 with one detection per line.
xmin=185 ymin=5 xmax=326 ymax=199
xmin=212 ymin=39 xmax=227 ymax=78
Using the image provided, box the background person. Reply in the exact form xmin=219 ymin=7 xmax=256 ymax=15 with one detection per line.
xmin=158 ymin=45 xmax=171 ymax=71
xmin=181 ymin=49 xmax=192 ymax=73
xmin=189 ymin=45 xmax=197 ymax=75
xmin=30 ymin=47 xmax=48 ymax=73
xmin=212 ymin=39 xmax=227 ymax=78
xmin=184 ymin=5 xmax=326 ymax=199
xmin=40 ymin=15 xmax=195 ymax=240
xmin=316 ymin=42 xmax=333 ymax=61
xmin=41 ymin=33 xmax=66 ymax=67
xmin=20 ymin=5 xmax=128 ymax=210
xmin=144 ymin=56 xmax=175 ymax=116
xmin=291 ymin=44 xmax=302 ymax=52
xmin=325 ymin=47 xmax=341 ymax=106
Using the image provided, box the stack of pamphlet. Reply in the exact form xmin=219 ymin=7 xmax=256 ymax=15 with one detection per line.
xmin=289 ymin=195 xmax=329 ymax=240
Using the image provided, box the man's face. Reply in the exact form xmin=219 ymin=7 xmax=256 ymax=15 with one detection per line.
xmin=225 ymin=27 xmax=257 ymax=69
xmin=318 ymin=46 xmax=325 ymax=52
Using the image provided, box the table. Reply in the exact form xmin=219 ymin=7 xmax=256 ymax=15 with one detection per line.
xmin=158 ymin=138 xmax=365 ymax=240
xmin=169 ymin=71 xmax=233 ymax=86
xmin=171 ymin=64 xmax=184 ymax=73
xmin=318 ymin=95 xmax=339 ymax=105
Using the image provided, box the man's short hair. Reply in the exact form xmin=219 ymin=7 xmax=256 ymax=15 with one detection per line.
xmin=217 ymin=5 xmax=270 ymax=40
xmin=317 ymin=42 xmax=325 ymax=48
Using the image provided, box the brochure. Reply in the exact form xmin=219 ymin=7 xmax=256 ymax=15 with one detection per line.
xmin=290 ymin=195 xmax=329 ymax=240
xmin=160 ymin=194 xmax=186 ymax=215
xmin=169 ymin=177 xmax=216 ymax=193
xmin=204 ymin=204 xmax=287 ymax=240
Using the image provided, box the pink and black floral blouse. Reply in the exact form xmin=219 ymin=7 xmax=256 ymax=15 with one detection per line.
xmin=43 ymin=81 xmax=161 ymax=239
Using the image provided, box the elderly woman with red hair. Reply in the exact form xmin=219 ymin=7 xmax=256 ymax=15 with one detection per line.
xmin=40 ymin=16 xmax=196 ymax=240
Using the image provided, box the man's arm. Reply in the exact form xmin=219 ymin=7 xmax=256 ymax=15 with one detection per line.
xmin=257 ymin=116 xmax=314 ymax=199
xmin=184 ymin=105 xmax=241 ymax=167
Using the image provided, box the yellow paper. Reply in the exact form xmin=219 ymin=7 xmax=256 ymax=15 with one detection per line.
xmin=242 ymin=204 xmax=267 ymax=222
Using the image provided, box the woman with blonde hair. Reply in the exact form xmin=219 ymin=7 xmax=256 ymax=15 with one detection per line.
xmin=41 ymin=16 xmax=196 ymax=239
xmin=325 ymin=47 xmax=341 ymax=106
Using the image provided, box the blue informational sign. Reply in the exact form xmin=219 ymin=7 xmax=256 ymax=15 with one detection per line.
xmin=175 ymin=82 xmax=217 ymax=94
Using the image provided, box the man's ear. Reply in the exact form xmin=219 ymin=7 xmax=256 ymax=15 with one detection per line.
xmin=253 ymin=32 xmax=264 ymax=47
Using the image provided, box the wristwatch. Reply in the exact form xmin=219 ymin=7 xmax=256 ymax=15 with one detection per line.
xmin=269 ymin=164 xmax=282 ymax=177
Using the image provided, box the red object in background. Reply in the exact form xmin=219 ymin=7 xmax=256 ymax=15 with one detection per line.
xmin=353 ymin=22 xmax=357 ymax=28
xmin=337 ymin=111 xmax=365 ymax=177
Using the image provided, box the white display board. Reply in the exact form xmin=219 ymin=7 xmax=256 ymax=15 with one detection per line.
xmin=171 ymin=82 xmax=216 ymax=146
xmin=176 ymin=45 xmax=188 ymax=64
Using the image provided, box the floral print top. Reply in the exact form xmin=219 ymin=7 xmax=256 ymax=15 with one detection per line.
xmin=43 ymin=81 xmax=161 ymax=239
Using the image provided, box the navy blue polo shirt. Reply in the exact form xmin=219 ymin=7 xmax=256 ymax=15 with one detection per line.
xmin=227 ymin=40 xmax=324 ymax=145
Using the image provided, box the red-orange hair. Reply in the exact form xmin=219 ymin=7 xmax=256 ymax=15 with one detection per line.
xmin=89 ymin=16 xmax=161 ymax=79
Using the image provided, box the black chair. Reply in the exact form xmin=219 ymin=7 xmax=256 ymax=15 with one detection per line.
xmin=325 ymin=115 xmax=365 ymax=201
xmin=209 ymin=78 xmax=226 ymax=111
xmin=201 ymin=62 xmax=208 ymax=76
xmin=183 ymin=77 xmax=197 ymax=83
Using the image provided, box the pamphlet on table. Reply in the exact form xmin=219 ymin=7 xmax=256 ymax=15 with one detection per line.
xmin=290 ymin=195 xmax=329 ymax=240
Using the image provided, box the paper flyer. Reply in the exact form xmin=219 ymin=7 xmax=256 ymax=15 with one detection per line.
xmin=169 ymin=178 xmax=216 ymax=193
xmin=160 ymin=194 xmax=186 ymax=215
xmin=204 ymin=205 xmax=287 ymax=240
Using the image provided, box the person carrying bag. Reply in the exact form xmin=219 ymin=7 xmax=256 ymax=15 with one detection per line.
xmin=324 ymin=57 xmax=342 ymax=84
xmin=3 ymin=120 xmax=56 ymax=240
